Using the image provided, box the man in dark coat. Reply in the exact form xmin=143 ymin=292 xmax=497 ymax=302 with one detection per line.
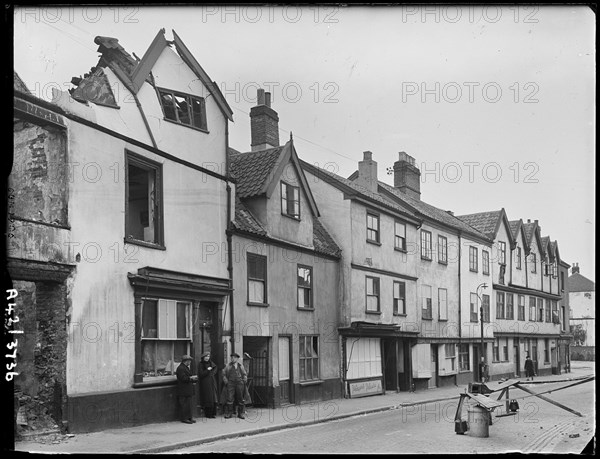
xmin=222 ymin=352 xmax=247 ymax=419
xmin=524 ymin=355 xmax=535 ymax=381
xmin=197 ymin=351 xmax=219 ymax=418
xmin=176 ymin=355 xmax=197 ymax=424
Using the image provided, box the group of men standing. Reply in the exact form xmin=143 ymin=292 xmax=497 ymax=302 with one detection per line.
xmin=176 ymin=352 xmax=248 ymax=423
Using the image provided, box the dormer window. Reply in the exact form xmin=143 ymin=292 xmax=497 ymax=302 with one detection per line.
xmin=281 ymin=181 xmax=300 ymax=219
xmin=158 ymin=88 xmax=207 ymax=131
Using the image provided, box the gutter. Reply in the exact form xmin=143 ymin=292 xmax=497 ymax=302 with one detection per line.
xmin=225 ymin=121 xmax=235 ymax=354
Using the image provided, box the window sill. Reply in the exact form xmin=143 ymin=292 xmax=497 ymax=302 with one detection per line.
xmin=393 ymin=313 xmax=407 ymax=317
xmin=299 ymin=379 xmax=323 ymax=387
xmin=366 ymin=239 xmax=381 ymax=246
xmin=365 ymin=310 xmax=382 ymax=315
xmin=133 ymin=378 xmax=180 ymax=389
xmin=281 ymin=213 xmax=301 ymax=221
xmin=124 ymin=238 xmax=166 ymax=251
xmin=297 ymin=307 xmax=315 ymax=311
xmin=421 ymin=257 xmax=432 ymax=262
xmin=438 ymin=261 xmax=448 ymax=266
xmin=247 ymin=302 xmax=269 ymax=308
xmin=469 ymin=269 xmax=478 ymax=273
xmin=483 ymin=272 xmax=490 ymax=276
xmin=422 ymin=317 xmax=433 ymax=321
xmin=394 ymin=247 xmax=407 ymax=253
xmin=162 ymin=117 xmax=209 ymax=134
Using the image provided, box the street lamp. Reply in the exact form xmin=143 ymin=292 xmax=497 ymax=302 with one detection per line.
xmin=477 ymin=283 xmax=488 ymax=382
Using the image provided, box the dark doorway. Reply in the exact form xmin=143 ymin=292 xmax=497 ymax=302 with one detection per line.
xmin=428 ymin=344 xmax=438 ymax=389
xmin=243 ymin=337 xmax=270 ymax=407
xmin=514 ymin=338 xmax=521 ymax=377
xmin=473 ymin=346 xmax=480 ymax=381
xmin=383 ymin=339 xmax=398 ymax=391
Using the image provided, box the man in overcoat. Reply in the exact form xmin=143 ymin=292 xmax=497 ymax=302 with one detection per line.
xmin=176 ymin=355 xmax=197 ymax=424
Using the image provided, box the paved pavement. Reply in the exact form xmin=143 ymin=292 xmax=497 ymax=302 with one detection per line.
xmin=14 ymin=362 xmax=595 ymax=454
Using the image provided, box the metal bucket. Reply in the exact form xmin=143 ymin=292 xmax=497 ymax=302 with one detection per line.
xmin=467 ymin=405 xmax=489 ymax=437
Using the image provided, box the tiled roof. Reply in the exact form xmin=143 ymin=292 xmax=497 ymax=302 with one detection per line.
xmin=233 ymin=196 xmax=267 ymax=236
xmin=508 ymin=220 xmax=521 ymax=239
xmin=313 ymin=219 xmax=342 ymax=257
xmin=455 ymin=211 xmax=502 ymax=240
xmin=568 ymin=272 xmax=595 ymax=292
xmin=378 ymin=183 xmax=490 ymax=240
xmin=232 ymin=196 xmax=340 ymax=258
xmin=229 ymin=147 xmax=284 ymax=198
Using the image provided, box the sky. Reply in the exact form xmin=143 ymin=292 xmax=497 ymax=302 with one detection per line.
xmin=12 ymin=5 xmax=595 ymax=280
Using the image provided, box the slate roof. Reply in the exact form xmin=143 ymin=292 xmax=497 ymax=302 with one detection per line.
xmin=522 ymin=222 xmax=537 ymax=245
xmin=568 ymin=272 xmax=595 ymax=292
xmin=229 ymin=147 xmax=284 ymax=198
xmin=299 ymin=160 xmax=417 ymax=219
xmin=378 ymin=183 xmax=490 ymax=241
xmin=454 ymin=211 xmax=502 ymax=240
xmin=230 ymin=148 xmax=341 ymax=258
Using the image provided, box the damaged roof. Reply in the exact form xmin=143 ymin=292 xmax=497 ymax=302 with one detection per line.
xmin=69 ymin=29 xmax=233 ymax=120
xmin=14 ymin=71 xmax=31 ymax=94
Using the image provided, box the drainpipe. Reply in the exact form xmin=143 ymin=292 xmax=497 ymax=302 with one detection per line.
xmin=225 ymin=121 xmax=235 ymax=355
xmin=457 ymin=233 xmax=462 ymax=339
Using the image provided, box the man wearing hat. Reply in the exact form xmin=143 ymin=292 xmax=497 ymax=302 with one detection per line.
xmin=176 ymin=354 xmax=197 ymax=424
xmin=222 ymin=352 xmax=247 ymax=419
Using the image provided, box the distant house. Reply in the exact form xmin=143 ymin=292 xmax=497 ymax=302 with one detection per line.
xmin=568 ymin=264 xmax=595 ymax=348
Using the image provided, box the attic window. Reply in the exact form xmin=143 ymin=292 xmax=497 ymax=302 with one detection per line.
xmin=158 ymin=88 xmax=207 ymax=131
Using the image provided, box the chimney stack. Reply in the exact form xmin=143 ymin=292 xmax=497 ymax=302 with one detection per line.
xmin=393 ymin=152 xmax=421 ymax=200
xmin=250 ymin=88 xmax=280 ymax=151
xmin=355 ymin=151 xmax=378 ymax=193
xmin=572 ymin=263 xmax=580 ymax=274
xmin=527 ymin=219 xmax=531 ymax=223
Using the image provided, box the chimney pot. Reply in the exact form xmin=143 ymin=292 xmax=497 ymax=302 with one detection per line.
xmin=257 ymin=88 xmax=266 ymax=105
xmin=363 ymin=151 xmax=373 ymax=161
xmin=534 ymin=219 xmax=538 ymax=224
xmin=250 ymin=88 xmax=279 ymax=151
xmin=527 ymin=219 xmax=531 ymax=223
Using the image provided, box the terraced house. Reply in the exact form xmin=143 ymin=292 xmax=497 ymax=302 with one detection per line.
xmin=227 ymin=89 xmax=342 ymax=408
xmin=456 ymin=211 xmax=571 ymax=380
xmin=11 ymin=29 xmax=235 ymax=433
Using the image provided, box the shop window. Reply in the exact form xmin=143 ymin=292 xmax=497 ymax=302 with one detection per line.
xmin=346 ymin=337 xmax=382 ymax=379
xmin=458 ymin=344 xmax=470 ymax=372
xmin=141 ymin=299 xmax=191 ymax=381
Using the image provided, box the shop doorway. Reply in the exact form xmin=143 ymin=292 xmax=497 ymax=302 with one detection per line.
xmin=428 ymin=344 xmax=438 ymax=389
xmin=383 ymin=339 xmax=398 ymax=391
xmin=278 ymin=336 xmax=292 ymax=404
xmin=243 ymin=337 xmax=270 ymax=407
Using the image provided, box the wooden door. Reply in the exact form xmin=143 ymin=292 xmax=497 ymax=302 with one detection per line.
xmin=278 ymin=336 xmax=291 ymax=405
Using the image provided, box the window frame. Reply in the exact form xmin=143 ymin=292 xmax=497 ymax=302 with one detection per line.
xmin=530 ymin=252 xmax=537 ymax=273
xmin=281 ymin=181 xmax=301 ymax=220
xmin=537 ymin=297 xmax=544 ymax=322
xmin=394 ymin=220 xmax=407 ymax=251
xmin=470 ymin=293 xmax=478 ymax=323
xmin=458 ymin=344 xmax=470 ymax=372
xmin=482 ymin=250 xmax=490 ymax=275
xmin=498 ymin=241 xmax=506 ymax=265
xmin=482 ymin=293 xmax=490 ymax=323
xmin=420 ymin=230 xmax=432 ymax=261
xmin=529 ymin=297 xmax=537 ymax=322
xmin=247 ymin=252 xmax=268 ymax=306
xmin=518 ymin=294 xmax=525 ymax=321
xmin=365 ymin=276 xmax=381 ymax=313
xmin=140 ymin=298 xmax=192 ymax=382
xmin=393 ymin=281 xmax=406 ymax=316
xmin=516 ymin=246 xmax=522 ymax=270
xmin=299 ymin=335 xmax=320 ymax=382
xmin=437 ymin=235 xmax=448 ymax=264
xmin=297 ymin=264 xmax=314 ymax=310
xmin=496 ymin=292 xmax=505 ymax=319
xmin=469 ymin=246 xmax=478 ymax=272
xmin=157 ymin=87 xmax=208 ymax=132
xmin=506 ymin=293 xmax=514 ymax=320
xmin=422 ymin=285 xmax=433 ymax=320
xmin=125 ymin=151 xmax=165 ymax=249
xmin=366 ymin=211 xmax=380 ymax=244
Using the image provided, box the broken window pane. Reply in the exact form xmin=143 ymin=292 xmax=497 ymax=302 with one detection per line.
xmin=191 ymin=97 xmax=207 ymax=130
xmin=159 ymin=90 xmax=177 ymax=121
xmin=127 ymin=157 xmax=160 ymax=244
xmin=174 ymin=94 xmax=191 ymax=125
